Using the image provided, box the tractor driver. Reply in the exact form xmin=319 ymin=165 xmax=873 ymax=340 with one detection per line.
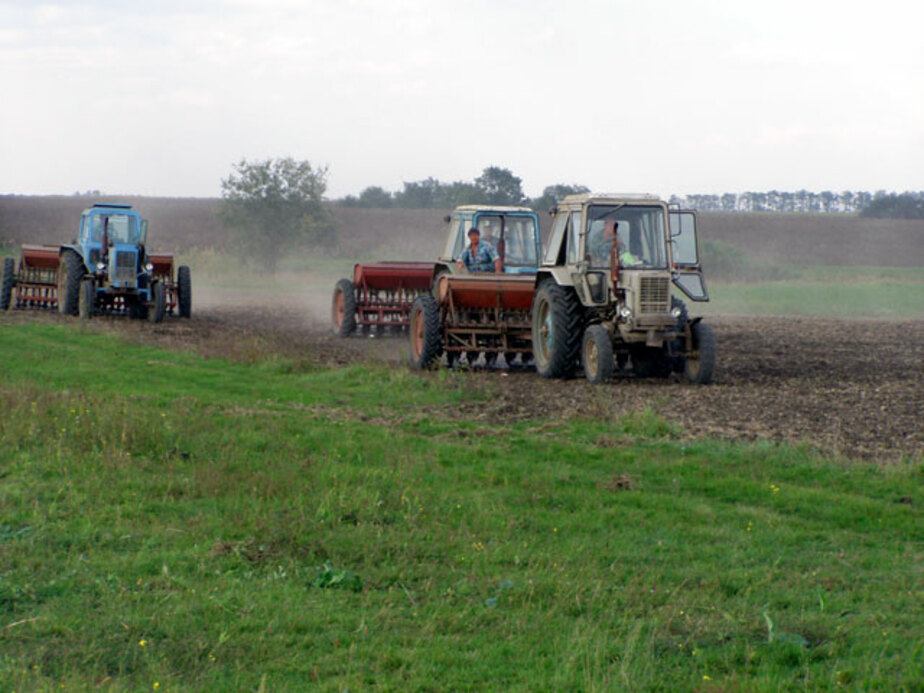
xmin=457 ymin=227 xmax=502 ymax=273
xmin=616 ymin=234 xmax=641 ymax=267
xmin=588 ymin=219 xmax=617 ymax=265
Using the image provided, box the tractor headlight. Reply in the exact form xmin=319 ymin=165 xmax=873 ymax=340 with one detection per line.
xmin=144 ymin=262 xmax=154 ymax=273
xmin=670 ymin=307 xmax=682 ymax=319
xmin=619 ymin=306 xmax=633 ymax=320
xmin=96 ymin=262 xmax=106 ymax=271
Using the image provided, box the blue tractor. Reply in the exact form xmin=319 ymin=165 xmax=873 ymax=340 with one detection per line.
xmin=3 ymin=203 xmax=193 ymax=321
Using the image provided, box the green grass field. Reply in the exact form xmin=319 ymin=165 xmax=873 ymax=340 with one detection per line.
xmin=1 ymin=324 xmax=921 ymax=691
xmin=704 ymin=267 xmax=924 ymax=319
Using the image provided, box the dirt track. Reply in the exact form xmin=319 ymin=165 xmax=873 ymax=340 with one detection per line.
xmin=6 ymin=291 xmax=918 ymax=463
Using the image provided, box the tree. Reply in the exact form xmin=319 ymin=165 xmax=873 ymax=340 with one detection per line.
xmin=474 ymin=166 xmax=525 ymax=206
xmin=394 ymin=177 xmax=443 ymax=208
xmin=859 ymin=192 xmax=924 ymax=219
xmin=530 ymin=184 xmax=590 ymax=212
xmin=356 ymin=186 xmax=393 ymax=208
xmin=439 ymin=181 xmax=483 ymax=207
xmin=220 ymin=157 xmax=335 ymax=271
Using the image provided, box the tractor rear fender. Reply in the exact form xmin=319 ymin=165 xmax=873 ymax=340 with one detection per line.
xmin=59 ymin=245 xmax=86 ymax=269
xmin=535 ymin=267 xmax=573 ymax=289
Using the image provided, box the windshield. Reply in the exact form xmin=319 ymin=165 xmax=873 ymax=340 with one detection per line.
xmin=501 ymin=216 xmax=538 ymax=267
xmin=90 ymin=213 xmax=141 ymax=244
xmin=473 ymin=214 xmax=539 ymax=268
xmin=585 ymin=205 xmax=667 ymax=269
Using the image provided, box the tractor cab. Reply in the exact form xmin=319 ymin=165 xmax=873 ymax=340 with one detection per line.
xmin=440 ymin=205 xmax=541 ymax=275
xmin=77 ymin=204 xmax=148 ymax=290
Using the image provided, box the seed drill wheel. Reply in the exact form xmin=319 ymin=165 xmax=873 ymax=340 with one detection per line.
xmin=177 ymin=265 xmax=192 ymax=318
xmin=683 ymin=321 xmax=716 ymax=385
xmin=408 ymin=294 xmax=442 ymax=370
xmin=78 ymin=279 xmax=95 ymax=320
xmin=531 ymin=280 xmax=581 ymax=378
xmin=332 ymin=278 xmax=357 ymax=337
xmin=1 ymin=257 xmax=13 ymax=310
xmin=582 ymin=325 xmax=614 ymax=383
xmin=57 ymin=251 xmax=83 ymax=316
xmin=149 ymin=281 xmax=166 ymax=324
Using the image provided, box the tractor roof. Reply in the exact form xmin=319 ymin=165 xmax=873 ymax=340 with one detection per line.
xmin=91 ymin=203 xmax=133 ymax=210
xmin=452 ymin=205 xmax=536 ymax=214
xmin=559 ymin=193 xmax=661 ymax=206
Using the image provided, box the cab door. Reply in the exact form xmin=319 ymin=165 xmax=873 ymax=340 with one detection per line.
xmin=669 ymin=211 xmax=709 ymax=302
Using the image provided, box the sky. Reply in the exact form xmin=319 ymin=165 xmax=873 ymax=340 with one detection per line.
xmin=1 ymin=0 xmax=922 ymax=199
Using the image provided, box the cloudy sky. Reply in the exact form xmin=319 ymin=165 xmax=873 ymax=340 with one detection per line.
xmin=1 ymin=0 xmax=922 ymax=199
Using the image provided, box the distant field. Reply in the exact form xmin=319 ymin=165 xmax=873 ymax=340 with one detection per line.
xmin=1 ymin=323 xmax=921 ymax=691
xmin=703 ymin=267 xmax=924 ymax=319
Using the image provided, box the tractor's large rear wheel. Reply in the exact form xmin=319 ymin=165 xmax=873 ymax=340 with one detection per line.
xmin=1 ymin=257 xmax=14 ymax=310
xmin=78 ymin=279 xmax=95 ymax=320
xmin=332 ymin=278 xmax=357 ymax=337
xmin=149 ymin=282 xmax=166 ymax=324
xmin=177 ymin=265 xmax=192 ymax=318
xmin=408 ymin=294 xmax=442 ymax=370
xmin=582 ymin=325 xmax=614 ymax=383
xmin=683 ymin=321 xmax=716 ymax=384
xmin=532 ymin=280 xmax=581 ymax=378
xmin=57 ymin=251 xmax=83 ymax=316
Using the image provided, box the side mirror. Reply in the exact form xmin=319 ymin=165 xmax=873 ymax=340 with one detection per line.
xmin=549 ymin=206 xmax=558 ymax=216
xmin=443 ymin=215 xmax=451 ymax=223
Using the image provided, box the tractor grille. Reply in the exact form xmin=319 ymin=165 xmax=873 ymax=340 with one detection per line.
xmin=114 ymin=250 xmax=137 ymax=286
xmin=639 ymin=276 xmax=670 ymax=314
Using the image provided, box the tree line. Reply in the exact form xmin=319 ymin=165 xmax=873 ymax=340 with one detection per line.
xmin=669 ymin=190 xmax=924 ymax=218
xmin=338 ymin=166 xmax=589 ymax=212
xmin=339 ymin=173 xmax=923 ymax=220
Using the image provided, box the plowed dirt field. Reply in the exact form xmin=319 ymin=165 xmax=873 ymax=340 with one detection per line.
xmin=4 ymin=293 xmax=919 ymax=463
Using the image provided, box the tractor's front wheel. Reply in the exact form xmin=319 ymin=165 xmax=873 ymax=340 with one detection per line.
xmin=582 ymin=325 xmax=614 ymax=383
xmin=78 ymin=279 xmax=94 ymax=319
xmin=57 ymin=251 xmax=83 ymax=316
xmin=532 ymin=280 xmax=581 ymax=378
xmin=332 ymin=278 xmax=357 ymax=337
xmin=408 ymin=294 xmax=442 ymax=370
xmin=1 ymin=257 xmax=14 ymax=310
xmin=177 ymin=265 xmax=192 ymax=318
xmin=149 ymin=282 xmax=166 ymax=324
xmin=683 ymin=321 xmax=716 ymax=384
